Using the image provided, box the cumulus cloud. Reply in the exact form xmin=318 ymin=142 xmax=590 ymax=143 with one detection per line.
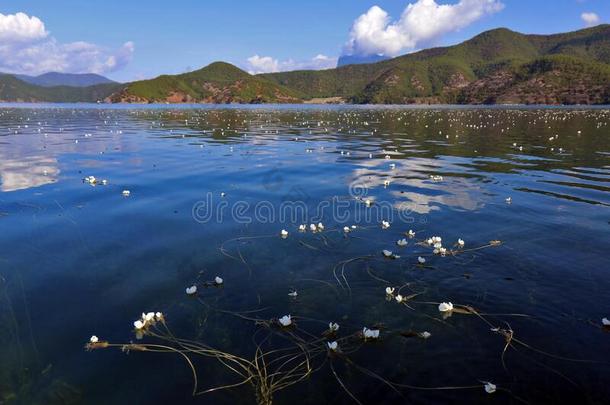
xmin=343 ymin=0 xmax=504 ymax=57
xmin=581 ymin=12 xmax=601 ymax=27
xmin=246 ymin=54 xmax=337 ymax=74
xmin=0 ymin=11 xmax=134 ymax=75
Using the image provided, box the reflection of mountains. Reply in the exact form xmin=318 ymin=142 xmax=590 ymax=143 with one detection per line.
xmin=0 ymin=155 xmax=59 ymax=192
xmin=350 ymin=158 xmax=485 ymax=214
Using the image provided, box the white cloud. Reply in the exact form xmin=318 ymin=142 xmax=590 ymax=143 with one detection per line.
xmin=0 ymin=12 xmax=47 ymax=42
xmin=246 ymin=54 xmax=338 ymax=74
xmin=581 ymin=12 xmax=601 ymax=27
xmin=344 ymin=0 xmax=504 ymax=57
xmin=0 ymin=11 xmax=134 ymax=76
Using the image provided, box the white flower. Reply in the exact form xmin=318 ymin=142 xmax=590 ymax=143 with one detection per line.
xmin=155 ymin=312 xmax=164 ymax=321
xmin=362 ymin=327 xmax=380 ymax=339
xmin=101 ymin=179 xmax=108 ymax=185
xmin=365 ymin=199 xmax=373 ymax=207
xmin=381 ymin=220 xmax=390 ymax=229
xmin=407 ymin=230 xmax=415 ymax=237
xmin=396 ymin=238 xmax=408 ymax=247
xmin=351 ymin=225 xmax=357 ymax=229
xmin=603 ymin=317 xmax=610 ymax=326
xmin=280 ymin=229 xmax=288 ymax=238
xmin=278 ymin=315 xmax=292 ymax=327
xmin=90 ymin=335 xmax=99 ymax=343
xmin=298 ymin=224 xmax=306 ymax=232
xmin=327 ymin=341 xmax=338 ymax=351
xmin=395 ymin=294 xmax=404 ymax=303
xmin=484 ymin=382 xmax=497 ymax=394
xmin=343 ymin=226 xmax=350 ymax=233
xmin=382 ymin=249 xmax=393 ymax=258
xmin=439 ymin=247 xmax=447 ymax=256
xmin=122 ymin=190 xmax=131 ymax=197
xmin=220 ymin=192 xmax=226 ymax=197
xmin=438 ymin=302 xmax=454 ymax=312
xmin=385 ymin=287 xmax=395 ymax=295
xmin=317 ymin=222 xmax=325 ymax=231
xmin=505 ymin=197 xmax=512 ymax=203
xmin=418 ymin=256 xmax=426 ymax=264
xmin=329 ymin=322 xmax=340 ymax=332
xmin=214 ymin=276 xmax=223 ymax=285
xmin=384 ymin=155 xmax=390 ymax=160
xmin=186 ymin=285 xmax=197 ymax=295
xmin=427 ymin=238 xmax=433 ymax=245
xmin=418 ymin=331 xmax=431 ymax=339
xmin=457 ymin=238 xmax=465 ymax=247
xmin=310 ymin=223 xmax=317 ymax=232
xmin=144 ymin=312 xmax=155 ymax=322
xmin=389 ymin=163 xmax=396 ymax=169
xmin=383 ymin=180 xmax=390 ymax=187
xmin=133 ymin=320 xmax=145 ymax=330
xmin=288 ymin=290 xmax=298 ymax=297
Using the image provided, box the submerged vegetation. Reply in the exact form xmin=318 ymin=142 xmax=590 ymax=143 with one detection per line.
xmin=87 ymin=213 xmax=609 ymax=404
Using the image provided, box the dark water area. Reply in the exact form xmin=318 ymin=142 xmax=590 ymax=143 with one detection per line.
xmin=0 ymin=104 xmax=609 ymax=404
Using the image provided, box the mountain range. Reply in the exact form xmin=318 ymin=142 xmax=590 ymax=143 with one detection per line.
xmin=14 ymin=72 xmax=116 ymax=87
xmin=1 ymin=25 xmax=609 ymax=105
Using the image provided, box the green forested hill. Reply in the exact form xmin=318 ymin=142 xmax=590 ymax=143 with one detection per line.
xmin=106 ymin=62 xmax=303 ymax=103
xmin=261 ymin=25 xmax=610 ymax=104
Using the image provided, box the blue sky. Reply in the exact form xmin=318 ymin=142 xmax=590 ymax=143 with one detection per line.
xmin=1 ymin=0 xmax=608 ymax=82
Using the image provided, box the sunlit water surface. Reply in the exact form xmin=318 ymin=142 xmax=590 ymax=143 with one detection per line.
xmin=0 ymin=104 xmax=609 ymax=404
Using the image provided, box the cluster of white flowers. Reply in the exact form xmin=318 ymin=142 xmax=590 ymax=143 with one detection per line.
xmin=84 ymin=176 xmax=108 ymax=186
xmin=133 ymin=311 xmax=164 ymax=332
xmin=427 ymin=236 xmax=447 ymax=256
xmin=304 ymin=222 xmax=325 ymax=233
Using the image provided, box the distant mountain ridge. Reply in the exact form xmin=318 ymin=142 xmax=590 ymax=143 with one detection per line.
xmin=14 ymin=72 xmax=116 ymax=87
xmin=0 ymin=25 xmax=608 ymax=104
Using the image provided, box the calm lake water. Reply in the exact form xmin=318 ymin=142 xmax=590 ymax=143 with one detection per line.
xmin=0 ymin=104 xmax=609 ymax=405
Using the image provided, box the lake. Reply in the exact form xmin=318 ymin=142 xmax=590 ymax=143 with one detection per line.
xmin=0 ymin=104 xmax=609 ymax=404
